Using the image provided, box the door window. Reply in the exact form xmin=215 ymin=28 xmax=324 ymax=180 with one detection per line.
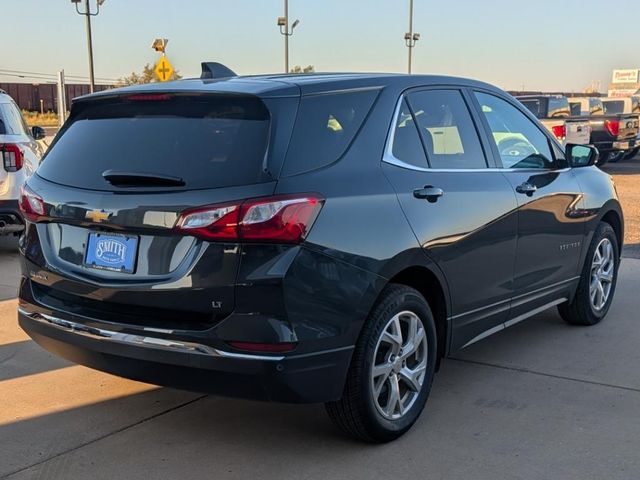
xmin=475 ymin=92 xmax=554 ymax=169
xmin=406 ymin=90 xmax=487 ymax=169
xmin=0 ymin=102 xmax=28 ymax=135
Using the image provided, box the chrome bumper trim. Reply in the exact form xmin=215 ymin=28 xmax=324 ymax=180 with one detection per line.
xmin=18 ymin=307 xmax=285 ymax=362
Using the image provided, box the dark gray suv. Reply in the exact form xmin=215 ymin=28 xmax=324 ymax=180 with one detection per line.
xmin=17 ymin=72 xmax=623 ymax=442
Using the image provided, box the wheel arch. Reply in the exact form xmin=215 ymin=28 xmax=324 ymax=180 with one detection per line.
xmin=386 ymin=264 xmax=450 ymax=367
xmin=600 ymin=207 xmax=623 ymax=255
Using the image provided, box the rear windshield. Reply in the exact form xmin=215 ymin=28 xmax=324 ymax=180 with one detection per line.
xmin=38 ymin=94 xmax=271 ymax=190
xmin=603 ymin=100 xmax=624 ymax=115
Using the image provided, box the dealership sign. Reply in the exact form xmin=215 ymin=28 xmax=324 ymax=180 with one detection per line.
xmin=612 ymin=69 xmax=639 ymax=83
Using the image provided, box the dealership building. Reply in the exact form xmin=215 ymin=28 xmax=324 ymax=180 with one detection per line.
xmin=608 ymin=69 xmax=640 ymax=97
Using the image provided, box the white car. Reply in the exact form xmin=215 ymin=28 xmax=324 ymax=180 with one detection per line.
xmin=0 ymin=89 xmax=45 ymax=235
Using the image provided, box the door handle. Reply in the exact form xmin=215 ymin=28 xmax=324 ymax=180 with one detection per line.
xmin=515 ymin=182 xmax=537 ymax=196
xmin=413 ymin=186 xmax=444 ymax=203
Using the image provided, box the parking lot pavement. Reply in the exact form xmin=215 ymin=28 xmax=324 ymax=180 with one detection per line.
xmin=0 ymin=258 xmax=638 ymax=479
xmin=0 ymin=237 xmax=20 ymax=301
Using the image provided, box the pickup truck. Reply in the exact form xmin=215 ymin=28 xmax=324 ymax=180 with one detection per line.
xmin=602 ymin=96 xmax=640 ymax=159
xmin=516 ymin=95 xmax=591 ymax=146
xmin=520 ymin=95 xmax=638 ymax=165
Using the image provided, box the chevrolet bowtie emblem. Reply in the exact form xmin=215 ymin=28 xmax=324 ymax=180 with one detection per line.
xmin=85 ymin=209 xmax=112 ymax=223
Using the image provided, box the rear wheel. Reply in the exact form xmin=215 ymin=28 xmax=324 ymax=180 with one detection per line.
xmin=624 ymin=147 xmax=639 ymax=160
xmin=558 ymin=222 xmax=619 ymax=325
xmin=606 ymin=151 xmax=624 ymax=163
xmin=325 ymin=284 xmax=437 ymax=442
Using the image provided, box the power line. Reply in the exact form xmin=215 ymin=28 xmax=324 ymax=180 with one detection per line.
xmin=0 ymin=68 xmax=118 ymax=82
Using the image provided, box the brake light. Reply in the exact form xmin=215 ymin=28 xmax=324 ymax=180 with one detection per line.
xmin=175 ymin=193 xmax=324 ymax=243
xmin=19 ymin=184 xmax=45 ymax=222
xmin=551 ymin=125 xmax=566 ymax=141
xmin=227 ymin=341 xmax=297 ymax=353
xmin=1 ymin=144 xmax=23 ymax=172
xmin=126 ymin=94 xmax=172 ymax=102
xmin=605 ymin=120 xmax=620 ymax=137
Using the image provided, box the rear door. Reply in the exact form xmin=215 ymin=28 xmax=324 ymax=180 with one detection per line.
xmin=382 ymin=88 xmax=518 ymax=350
xmin=471 ymin=90 xmax=586 ymax=319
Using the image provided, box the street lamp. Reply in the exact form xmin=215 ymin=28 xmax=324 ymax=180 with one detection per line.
xmin=404 ymin=0 xmax=420 ymax=74
xmin=277 ymin=0 xmax=300 ymax=73
xmin=71 ymin=0 xmax=106 ymax=93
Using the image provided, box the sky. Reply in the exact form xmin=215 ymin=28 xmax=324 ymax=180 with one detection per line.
xmin=2 ymin=0 xmax=640 ymax=92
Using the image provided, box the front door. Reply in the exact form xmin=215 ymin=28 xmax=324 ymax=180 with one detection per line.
xmin=471 ymin=91 xmax=586 ymax=319
xmin=382 ymin=88 xmax=518 ymax=350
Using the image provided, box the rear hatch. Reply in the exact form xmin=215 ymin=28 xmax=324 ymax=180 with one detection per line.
xmin=28 ymin=92 xmax=282 ymax=330
xmin=564 ymin=118 xmax=591 ymax=145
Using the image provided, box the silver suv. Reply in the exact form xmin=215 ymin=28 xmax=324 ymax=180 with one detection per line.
xmin=0 ymin=89 xmax=45 ymax=235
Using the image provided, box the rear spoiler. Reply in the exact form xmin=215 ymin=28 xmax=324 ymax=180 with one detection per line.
xmin=201 ymin=62 xmax=237 ymax=79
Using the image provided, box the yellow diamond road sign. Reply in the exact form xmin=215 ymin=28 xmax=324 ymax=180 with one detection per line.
xmin=154 ymin=56 xmax=174 ymax=82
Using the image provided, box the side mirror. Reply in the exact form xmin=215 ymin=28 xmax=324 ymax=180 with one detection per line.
xmin=566 ymin=143 xmax=599 ymax=168
xmin=31 ymin=126 xmax=46 ymax=141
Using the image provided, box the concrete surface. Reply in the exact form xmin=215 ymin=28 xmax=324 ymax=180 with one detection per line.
xmin=0 ymin=257 xmax=639 ymax=480
xmin=0 ymin=236 xmax=20 ymax=301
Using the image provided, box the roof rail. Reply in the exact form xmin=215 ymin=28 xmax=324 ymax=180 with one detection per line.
xmin=200 ymin=62 xmax=237 ymax=80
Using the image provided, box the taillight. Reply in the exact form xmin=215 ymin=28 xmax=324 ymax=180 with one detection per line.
xmin=19 ymin=184 xmax=46 ymax=222
xmin=1 ymin=144 xmax=24 ymax=172
xmin=605 ymin=120 xmax=620 ymax=137
xmin=551 ymin=125 xmax=566 ymax=141
xmin=175 ymin=193 xmax=324 ymax=243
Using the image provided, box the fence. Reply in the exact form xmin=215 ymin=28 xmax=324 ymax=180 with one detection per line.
xmin=0 ymin=82 xmax=114 ymax=112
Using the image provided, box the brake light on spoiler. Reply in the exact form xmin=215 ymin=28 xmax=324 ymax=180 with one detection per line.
xmin=175 ymin=193 xmax=324 ymax=243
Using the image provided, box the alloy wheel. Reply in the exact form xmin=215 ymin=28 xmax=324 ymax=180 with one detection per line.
xmin=589 ymin=238 xmax=615 ymax=312
xmin=370 ymin=310 xmax=428 ymax=420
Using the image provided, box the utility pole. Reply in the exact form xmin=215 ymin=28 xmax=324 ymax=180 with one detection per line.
xmin=277 ymin=0 xmax=300 ymax=73
xmin=57 ymin=70 xmax=67 ymax=127
xmin=404 ymin=0 xmax=420 ymax=74
xmin=71 ymin=0 xmax=105 ymax=93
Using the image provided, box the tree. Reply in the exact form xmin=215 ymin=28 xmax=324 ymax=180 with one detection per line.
xmin=290 ymin=65 xmax=315 ymax=74
xmin=117 ymin=63 xmax=182 ymax=86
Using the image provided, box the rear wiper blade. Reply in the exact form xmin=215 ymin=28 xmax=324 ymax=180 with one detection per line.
xmin=102 ymin=170 xmax=185 ymax=187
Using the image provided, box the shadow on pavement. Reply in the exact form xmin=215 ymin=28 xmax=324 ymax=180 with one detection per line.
xmin=0 ymin=339 xmax=71 ymax=382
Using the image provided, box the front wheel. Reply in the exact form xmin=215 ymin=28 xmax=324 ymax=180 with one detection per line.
xmin=558 ymin=222 xmax=619 ymax=325
xmin=325 ymin=284 xmax=437 ymax=442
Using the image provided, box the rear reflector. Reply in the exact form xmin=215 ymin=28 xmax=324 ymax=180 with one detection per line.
xmin=19 ymin=184 xmax=45 ymax=222
xmin=551 ymin=125 xmax=566 ymax=141
xmin=1 ymin=144 xmax=24 ymax=172
xmin=605 ymin=119 xmax=620 ymax=137
xmin=227 ymin=341 xmax=297 ymax=353
xmin=175 ymin=193 xmax=324 ymax=243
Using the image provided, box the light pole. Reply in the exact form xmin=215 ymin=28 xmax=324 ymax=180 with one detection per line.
xmin=404 ymin=0 xmax=420 ymax=74
xmin=277 ymin=0 xmax=300 ymax=73
xmin=71 ymin=0 xmax=106 ymax=93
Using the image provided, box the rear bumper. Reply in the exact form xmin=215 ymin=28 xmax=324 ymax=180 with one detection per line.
xmin=18 ymin=297 xmax=354 ymax=404
xmin=0 ymin=199 xmax=24 ymax=234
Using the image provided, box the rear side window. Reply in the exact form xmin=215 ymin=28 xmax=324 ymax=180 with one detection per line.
xmin=603 ymin=100 xmax=624 ymax=114
xmin=38 ymin=95 xmax=271 ymax=191
xmin=281 ymin=89 xmax=378 ymax=176
xmin=0 ymin=102 xmax=28 ymax=135
xmin=390 ymin=99 xmax=428 ymax=168
xmin=569 ymin=102 xmax=581 ymax=116
xmin=547 ymin=98 xmax=570 ymax=118
xmin=407 ymin=89 xmax=487 ymax=169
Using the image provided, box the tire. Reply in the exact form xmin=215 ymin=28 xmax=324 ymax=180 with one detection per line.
xmin=607 ymin=151 xmax=623 ymax=163
xmin=325 ymin=284 xmax=437 ymax=442
xmin=558 ymin=222 xmax=619 ymax=326
xmin=624 ymin=147 xmax=639 ymax=160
